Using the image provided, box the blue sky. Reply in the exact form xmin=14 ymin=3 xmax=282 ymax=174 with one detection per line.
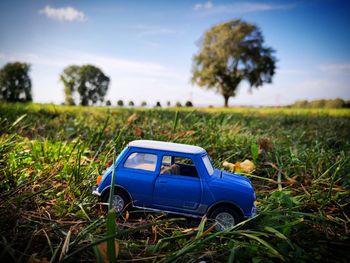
xmin=0 ymin=0 xmax=349 ymax=106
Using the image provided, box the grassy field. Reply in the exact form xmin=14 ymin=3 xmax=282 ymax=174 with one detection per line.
xmin=0 ymin=103 xmax=349 ymax=262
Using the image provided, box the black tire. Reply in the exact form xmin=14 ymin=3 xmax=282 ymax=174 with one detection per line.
xmin=101 ymin=188 xmax=131 ymax=213
xmin=209 ymin=206 xmax=242 ymax=230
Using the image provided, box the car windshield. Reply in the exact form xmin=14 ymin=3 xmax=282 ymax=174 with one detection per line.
xmin=202 ymin=155 xmax=214 ymax=176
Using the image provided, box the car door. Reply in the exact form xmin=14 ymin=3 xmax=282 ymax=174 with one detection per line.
xmin=153 ymin=154 xmax=201 ymax=211
xmin=117 ymin=149 xmax=159 ymax=207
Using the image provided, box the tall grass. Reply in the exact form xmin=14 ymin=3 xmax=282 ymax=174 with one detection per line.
xmin=0 ymin=103 xmax=349 ymax=262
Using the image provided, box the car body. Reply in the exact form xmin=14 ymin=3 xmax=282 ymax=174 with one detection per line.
xmin=93 ymin=140 xmax=256 ymax=228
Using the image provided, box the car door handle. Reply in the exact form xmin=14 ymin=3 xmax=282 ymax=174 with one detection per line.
xmin=159 ymin=180 xmax=167 ymax=184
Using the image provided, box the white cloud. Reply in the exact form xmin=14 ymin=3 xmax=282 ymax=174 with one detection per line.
xmin=194 ymin=1 xmax=213 ymax=11
xmin=320 ymin=63 xmax=350 ymax=74
xmin=39 ymin=5 xmax=86 ymax=22
xmin=194 ymin=1 xmax=293 ymax=15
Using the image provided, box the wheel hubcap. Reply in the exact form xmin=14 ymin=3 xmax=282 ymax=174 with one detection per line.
xmin=215 ymin=212 xmax=235 ymax=230
xmin=112 ymin=195 xmax=124 ymax=212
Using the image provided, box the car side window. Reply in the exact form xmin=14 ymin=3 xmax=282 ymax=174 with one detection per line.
xmin=160 ymin=155 xmax=198 ymax=177
xmin=124 ymin=152 xmax=157 ymax=171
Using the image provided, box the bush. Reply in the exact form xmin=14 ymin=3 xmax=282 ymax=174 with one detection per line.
xmin=292 ymin=98 xmax=347 ymax=108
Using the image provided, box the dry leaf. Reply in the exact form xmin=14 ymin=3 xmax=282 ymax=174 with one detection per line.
xmin=240 ymin=160 xmax=255 ymax=173
xmin=134 ymin=126 xmax=143 ymax=137
xmin=126 ymin=113 xmax=139 ymax=125
xmin=234 ymin=162 xmax=242 ymax=172
xmin=222 ymin=160 xmax=255 ymax=173
xmin=27 ymin=257 xmax=49 ymax=263
xmin=98 ymin=241 xmax=120 ymax=263
xmin=222 ymin=161 xmax=235 ymax=171
xmin=124 ymin=210 xmax=129 ymax=222
xmin=257 ymin=137 xmax=273 ymax=152
xmin=181 ymin=227 xmax=197 ymax=233
xmin=257 ymin=137 xmax=273 ymax=161
xmin=203 ymin=223 xmax=217 ymax=235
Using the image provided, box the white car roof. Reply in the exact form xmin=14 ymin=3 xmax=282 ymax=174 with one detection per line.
xmin=128 ymin=140 xmax=206 ymax=154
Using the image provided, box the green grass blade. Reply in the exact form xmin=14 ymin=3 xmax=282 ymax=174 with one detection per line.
xmin=106 ymin=210 xmax=116 ymax=263
xmin=240 ymin=233 xmax=284 ymax=261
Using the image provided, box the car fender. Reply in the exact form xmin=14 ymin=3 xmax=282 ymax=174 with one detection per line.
xmin=99 ymin=184 xmax=133 ymax=202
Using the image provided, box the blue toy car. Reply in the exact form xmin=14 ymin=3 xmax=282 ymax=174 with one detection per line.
xmin=93 ymin=140 xmax=256 ymax=228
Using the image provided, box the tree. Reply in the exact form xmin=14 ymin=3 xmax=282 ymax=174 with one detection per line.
xmin=309 ymin=99 xmax=326 ymax=108
xmin=117 ymin=100 xmax=124 ymax=107
xmin=105 ymin=100 xmax=111 ymax=106
xmin=155 ymin=101 xmax=161 ymax=107
xmin=175 ymin=101 xmax=182 ymax=107
xmin=60 ymin=65 xmax=79 ymax=105
xmin=185 ymin=101 xmax=193 ymax=107
xmin=141 ymin=101 xmax=147 ymax=107
xmin=324 ymin=98 xmax=345 ymax=108
xmin=293 ymin=100 xmax=309 ymax=108
xmin=192 ymin=19 xmax=276 ymax=107
xmin=166 ymin=101 xmax=171 ymax=107
xmin=344 ymin=100 xmax=350 ymax=108
xmin=128 ymin=100 xmax=134 ymax=107
xmin=60 ymin=65 xmax=110 ymax=106
xmin=0 ymin=62 xmax=32 ymax=102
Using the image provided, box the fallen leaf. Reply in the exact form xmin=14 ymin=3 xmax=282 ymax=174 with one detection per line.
xmin=98 ymin=241 xmax=120 ymax=263
xmin=27 ymin=257 xmax=49 ymax=263
xmin=181 ymin=227 xmax=197 ymax=233
xmin=257 ymin=137 xmax=273 ymax=152
xmin=124 ymin=210 xmax=129 ymax=222
xmin=234 ymin=162 xmax=242 ymax=172
xmin=203 ymin=223 xmax=217 ymax=235
xmin=240 ymin=160 xmax=256 ymax=173
xmin=126 ymin=113 xmax=139 ymax=125
xmin=222 ymin=161 xmax=235 ymax=171
xmin=185 ymin=130 xmax=195 ymax=136
xmin=134 ymin=126 xmax=143 ymax=137
xmin=222 ymin=160 xmax=255 ymax=173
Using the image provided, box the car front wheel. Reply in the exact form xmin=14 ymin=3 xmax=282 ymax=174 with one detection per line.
xmin=210 ymin=206 xmax=241 ymax=230
xmin=101 ymin=190 xmax=130 ymax=213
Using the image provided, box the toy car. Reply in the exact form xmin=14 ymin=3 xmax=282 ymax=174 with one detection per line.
xmin=92 ymin=140 xmax=256 ymax=228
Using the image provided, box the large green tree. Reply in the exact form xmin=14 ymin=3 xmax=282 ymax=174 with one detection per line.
xmin=0 ymin=62 xmax=32 ymax=102
xmin=192 ymin=19 xmax=276 ymax=107
xmin=60 ymin=65 xmax=110 ymax=106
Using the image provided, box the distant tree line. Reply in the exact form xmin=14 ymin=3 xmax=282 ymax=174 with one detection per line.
xmin=111 ymin=100 xmax=193 ymax=108
xmin=1 ymin=61 xmax=348 ymax=109
xmin=291 ymin=99 xmax=350 ymax=108
xmin=0 ymin=62 xmax=195 ymax=107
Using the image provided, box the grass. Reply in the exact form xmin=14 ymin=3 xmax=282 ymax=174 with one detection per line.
xmin=0 ymin=102 xmax=349 ymax=262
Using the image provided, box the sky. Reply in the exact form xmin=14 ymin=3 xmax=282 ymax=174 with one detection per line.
xmin=0 ymin=0 xmax=349 ymax=106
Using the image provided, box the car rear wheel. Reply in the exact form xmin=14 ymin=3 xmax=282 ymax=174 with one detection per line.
xmin=210 ymin=206 xmax=241 ymax=230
